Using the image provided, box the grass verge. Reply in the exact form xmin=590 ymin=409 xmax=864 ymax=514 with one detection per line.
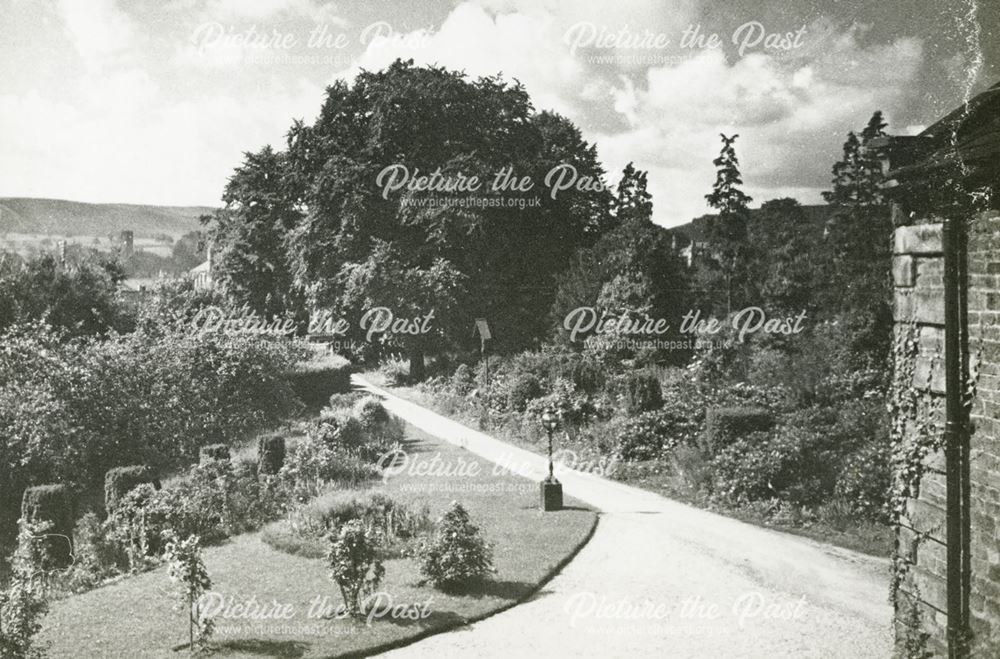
xmin=39 ymin=422 xmax=597 ymax=658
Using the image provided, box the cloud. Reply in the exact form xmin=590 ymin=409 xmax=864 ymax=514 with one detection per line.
xmin=337 ymin=4 xmax=926 ymax=225
xmin=56 ymin=0 xmax=134 ymax=62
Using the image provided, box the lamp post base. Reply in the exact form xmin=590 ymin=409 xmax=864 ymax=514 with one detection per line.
xmin=540 ymin=478 xmax=563 ymax=511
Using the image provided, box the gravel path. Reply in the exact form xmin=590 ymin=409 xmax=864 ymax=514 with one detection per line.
xmin=355 ymin=376 xmax=894 ymax=659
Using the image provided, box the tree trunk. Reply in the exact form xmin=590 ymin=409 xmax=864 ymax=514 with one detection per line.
xmin=409 ymin=347 xmax=426 ymax=382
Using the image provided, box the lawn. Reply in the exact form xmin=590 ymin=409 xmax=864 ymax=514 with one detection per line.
xmin=39 ymin=422 xmax=597 ymax=658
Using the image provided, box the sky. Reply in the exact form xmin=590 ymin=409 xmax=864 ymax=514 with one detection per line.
xmin=0 ymin=0 xmax=996 ymax=226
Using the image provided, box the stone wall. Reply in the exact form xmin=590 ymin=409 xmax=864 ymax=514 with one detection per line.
xmin=893 ymin=210 xmax=1000 ymax=656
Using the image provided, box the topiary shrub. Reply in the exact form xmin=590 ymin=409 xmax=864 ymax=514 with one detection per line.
xmin=450 ymin=363 xmax=475 ymax=396
xmin=104 ymin=465 xmax=161 ymax=513
xmin=621 ymin=373 xmax=663 ymax=414
xmin=289 ymin=355 xmax=354 ymax=410
xmin=257 ymin=435 xmax=286 ymax=476
xmin=701 ymin=406 xmax=774 ymax=452
xmin=507 ymin=373 xmax=543 ymax=412
xmin=199 ymin=444 xmax=230 ymax=464
xmin=326 ymin=519 xmax=385 ymax=615
xmin=20 ymin=484 xmax=75 ymax=567
xmin=416 ymin=502 xmax=494 ymax=591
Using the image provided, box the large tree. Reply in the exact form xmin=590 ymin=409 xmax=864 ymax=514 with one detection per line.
xmin=209 ymin=60 xmax=616 ymax=365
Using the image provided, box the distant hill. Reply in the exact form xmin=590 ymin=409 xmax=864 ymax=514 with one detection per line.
xmin=670 ymin=203 xmax=833 ymax=245
xmin=0 ymin=198 xmax=215 ymax=239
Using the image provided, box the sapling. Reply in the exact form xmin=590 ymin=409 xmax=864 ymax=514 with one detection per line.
xmin=164 ymin=533 xmax=213 ymax=654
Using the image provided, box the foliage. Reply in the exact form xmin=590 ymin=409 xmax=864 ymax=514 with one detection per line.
xmin=164 ymin=533 xmax=213 ymax=654
xmin=20 ymin=485 xmax=74 ymax=568
xmin=269 ymin=491 xmax=432 ymax=560
xmin=507 ymin=373 xmax=543 ymax=412
xmin=415 ymin=502 xmax=494 ymax=591
xmin=821 ymin=111 xmax=892 ymax=368
xmin=0 ymin=252 xmax=130 ymax=338
xmin=619 ymin=372 xmax=663 ymax=414
xmin=0 ymin=520 xmax=51 ymax=659
xmin=326 ymin=520 xmax=385 ymax=616
xmin=611 ymin=409 xmax=690 ymax=462
xmin=279 ymin=434 xmax=380 ymax=503
xmin=198 ymin=444 xmax=230 ymax=464
xmin=702 ymin=407 xmax=774 ymax=452
xmin=703 ymin=133 xmax=752 ymax=313
xmin=104 ymin=466 xmax=160 ymax=513
xmin=0 ymin=322 xmax=300 ymax=540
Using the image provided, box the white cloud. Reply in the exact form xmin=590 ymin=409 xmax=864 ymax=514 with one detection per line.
xmin=56 ymin=0 xmax=134 ymax=61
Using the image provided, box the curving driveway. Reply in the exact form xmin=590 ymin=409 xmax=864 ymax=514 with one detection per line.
xmin=354 ymin=376 xmax=893 ymax=659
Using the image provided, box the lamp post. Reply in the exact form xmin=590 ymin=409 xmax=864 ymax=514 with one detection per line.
xmin=539 ymin=407 xmax=563 ymax=511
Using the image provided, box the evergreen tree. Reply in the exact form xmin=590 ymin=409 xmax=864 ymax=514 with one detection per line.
xmin=821 ymin=111 xmax=892 ymax=368
xmin=704 ymin=134 xmax=752 ymax=313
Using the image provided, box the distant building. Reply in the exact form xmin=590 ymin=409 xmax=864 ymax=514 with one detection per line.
xmin=190 ymin=243 xmax=213 ymax=290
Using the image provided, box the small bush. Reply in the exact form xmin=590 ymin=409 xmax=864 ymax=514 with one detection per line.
xmin=327 ymin=520 xmax=385 ymax=616
xmin=702 ymin=407 xmax=774 ymax=452
xmin=257 ymin=435 xmax=286 ymax=476
xmin=621 ymin=373 xmax=663 ymax=414
xmin=20 ymin=485 xmax=74 ymax=567
xmin=199 ymin=444 xmax=230 ymax=464
xmin=416 ymin=502 xmax=494 ymax=591
xmin=507 ymin=373 xmax=543 ymax=412
xmin=379 ymin=355 xmax=410 ymax=387
xmin=104 ymin=465 xmax=160 ymax=513
xmin=450 ymin=364 xmax=475 ymax=396
xmin=353 ymin=397 xmax=390 ymax=430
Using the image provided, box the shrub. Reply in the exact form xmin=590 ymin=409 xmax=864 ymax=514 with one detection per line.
xmin=279 ymin=435 xmax=380 ymax=502
xmin=612 ymin=409 xmax=690 ymax=462
xmin=710 ymin=426 xmax=834 ymax=506
xmin=507 ymin=373 xmax=543 ymax=412
xmin=834 ymin=440 xmax=891 ymax=523
xmin=416 ymin=502 xmax=494 ymax=591
xmin=257 ymin=435 xmax=286 ymax=476
xmin=0 ymin=520 xmax=51 ymax=659
xmin=104 ymin=465 xmax=160 ymax=512
xmin=20 ymin=485 xmax=74 ymax=567
xmin=289 ymin=353 xmax=353 ymax=409
xmin=621 ymin=373 xmax=663 ymax=414
xmin=353 ymin=397 xmax=390 ymax=430
xmin=450 ymin=364 xmax=475 ymax=396
xmin=61 ymin=512 xmax=123 ymax=592
xmin=378 ymin=354 xmax=410 ymax=387
xmin=199 ymin=444 xmax=230 ymax=464
xmin=702 ymin=407 xmax=774 ymax=452
xmin=267 ymin=491 xmax=432 ymax=559
xmin=327 ymin=520 xmax=385 ymax=615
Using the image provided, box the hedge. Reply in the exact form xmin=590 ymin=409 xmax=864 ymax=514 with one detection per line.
xmin=702 ymin=406 xmax=775 ymax=452
xmin=21 ymin=484 xmax=75 ymax=566
xmin=288 ymin=353 xmax=354 ymax=410
xmin=104 ymin=465 xmax=161 ymax=512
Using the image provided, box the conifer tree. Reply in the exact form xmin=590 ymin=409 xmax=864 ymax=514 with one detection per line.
xmin=704 ymin=134 xmax=752 ymax=313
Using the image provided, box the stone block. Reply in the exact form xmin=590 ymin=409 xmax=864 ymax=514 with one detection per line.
xmin=893 ymin=255 xmax=917 ymax=287
xmin=894 ymin=223 xmax=943 ymax=255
